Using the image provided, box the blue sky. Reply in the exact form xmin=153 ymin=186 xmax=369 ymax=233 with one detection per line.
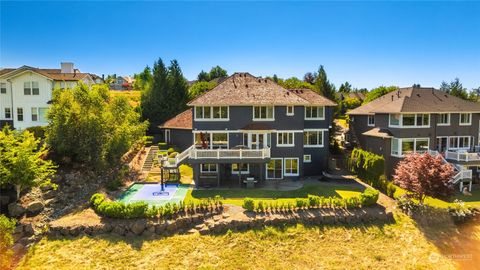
xmin=1 ymin=1 xmax=479 ymax=90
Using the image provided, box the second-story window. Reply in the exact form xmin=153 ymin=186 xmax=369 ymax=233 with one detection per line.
xmin=0 ymin=83 xmax=6 ymax=94
xmin=286 ymin=106 xmax=294 ymax=116
xmin=24 ymin=81 xmax=39 ymax=95
xmin=277 ymin=132 xmax=294 ymax=146
xmin=305 ymin=106 xmax=324 ymax=120
xmin=367 ymin=115 xmax=375 ymax=126
xmin=253 ymin=106 xmax=274 ymax=120
xmin=460 ymin=113 xmax=472 ymax=126
xmin=303 ymin=130 xmax=324 ymax=147
xmin=438 ymin=113 xmax=450 ymax=126
xmin=389 ymin=113 xmax=429 ymax=127
xmin=195 ymin=106 xmax=228 ymax=120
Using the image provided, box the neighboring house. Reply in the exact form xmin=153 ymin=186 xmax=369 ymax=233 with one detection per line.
xmin=347 ymin=86 xmax=480 ymax=190
xmin=162 ymin=72 xmax=336 ymax=187
xmin=110 ymin=76 xmax=133 ymax=90
xmin=0 ymin=62 xmax=96 ymax=130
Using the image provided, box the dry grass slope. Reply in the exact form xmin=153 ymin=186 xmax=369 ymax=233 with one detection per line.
xmin=18 ymin=213 xmax=457 ymax=270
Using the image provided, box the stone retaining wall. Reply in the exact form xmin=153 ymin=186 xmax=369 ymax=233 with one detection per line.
xmin=47 ymin=206 xmax=394 ymax=238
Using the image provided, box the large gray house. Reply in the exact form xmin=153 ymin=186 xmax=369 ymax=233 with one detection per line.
xmin=161 ymin=72 xmax=336 ymax=187
xmin=347 ymin=87 xmax=480 ymax=190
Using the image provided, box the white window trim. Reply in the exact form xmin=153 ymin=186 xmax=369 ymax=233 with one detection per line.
xmin=459 ymin=113 xmax=472 ymax=126
xmin=283 ymin=158 xmax=300 ymax=177
xmin=165 ymin=129 xmax=171 ymax=143
xmin=388 ymin=113 xmax=430 ymax=128
xmin=391 ymin=137 xmax=430 ymax=157
xmin=276 ymin=132 xmax=294 ymax=147
xmin=232 ymin=164 xmax=250 ymax=174
xmin=286 ymin=106 xmax=294 ymax=116
xmin=194 ymin=131 xmax=229 ymax=149
xmin=252 ymin=106 xmax=275 ymax=121
xmin=303 ymin=154 xmax=311 ymax=163
xmin=200 ymin=164 xmax=218 ymax=173
xmin=194 ymin=106 xmax=230 ymax=121
xmin=444 ymin=136 xmax=471 ymax=150
xmin=0 ymin=83 xmax=6 ymax=94
xmin=437 ymin=113 xmax=450 ymax=126
xmin=304 ymin=106 xmax=325 ymax=120
xmin=265 ymin=158 xmax=283 ymax=179
xmin=304 ymin=129 xmax=325 ymax=148
xmin=367 ymin=115 xmax=375 ymax=127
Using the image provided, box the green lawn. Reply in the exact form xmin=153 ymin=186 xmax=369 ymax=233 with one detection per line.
xmin=185 ymin=183 xmax=365 ymax=206
xmin=393 ymin=185 xmax=480 ymax=208
xmin=17 ymin=214 xmax=461 ymax=270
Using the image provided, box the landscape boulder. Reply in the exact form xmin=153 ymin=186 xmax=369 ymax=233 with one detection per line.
xmin=8 ymin=202 xmax=26 ymax=217
xmin=26 ymin=201 xmax=44 ymax=215
xmin=131 ymin=219 xmax=147 ymax=235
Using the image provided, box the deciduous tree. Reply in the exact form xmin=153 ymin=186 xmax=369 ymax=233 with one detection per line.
xmin=393 ymin=153 xmax=455 ymax=203
xmin=0 ymin=126 xmax=57 ymax=198
xmin=188 ymin=81 xmax=217 ymax=100
xmin=47 ymin=83 xmax=147 ymax=170
xmin=363 ymin=86 xmax=398 ymax=104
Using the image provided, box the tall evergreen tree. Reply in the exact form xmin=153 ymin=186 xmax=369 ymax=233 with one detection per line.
xmin=339 ymin=82 xmax=352 ymax=93
xmin=314 ymin=65 xmax=336 ymax=100
xmin=141 ymin=58 xmax=168 ymax=124
xmin=439 ymin=78 xmax=468 ymax=100
xmin=197 ymin=70 xmax=210 ymax=82
xmin=167 ymin=60 xmax=189 ymax=119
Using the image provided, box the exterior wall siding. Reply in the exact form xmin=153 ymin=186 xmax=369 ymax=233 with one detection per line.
xmin=350 ymin=112 xmax=480 ymax=177
xmin=191 ymin=106 xmax=334 ymax=180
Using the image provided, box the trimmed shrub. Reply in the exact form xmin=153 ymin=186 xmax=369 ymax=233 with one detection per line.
xmin=169 ymin=152 xmax=179 ymax=158
xmin=167 ymin=147 xmax=175 ymax=155
xmin=158 ymin=142 xmax=168 ymax=150
xmin=90 ymin=193 xmax=106 ymax=208
xmin=243 ymin=198 xmax=255 ymax=212
xmin=359 ymin=188 xmax=379 ymax=207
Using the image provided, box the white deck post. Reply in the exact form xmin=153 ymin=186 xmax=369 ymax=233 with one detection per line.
xmin=469 ymin=181 xmax=472 ymax=192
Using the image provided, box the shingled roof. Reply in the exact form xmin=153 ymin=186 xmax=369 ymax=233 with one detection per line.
xmin=159 ymin=109 xmax=192 ymax=130
xmin=347 ymin=87 xmax=480 ymax=115
xmin=188 ymin=72 xmax=336 ymax=106
xmin=0 ymin=66 xmax=93 ymax=81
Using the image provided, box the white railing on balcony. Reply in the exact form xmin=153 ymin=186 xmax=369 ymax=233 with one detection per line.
xmin=445 ymin=151 xmax=480 ymax=162
xmin=190 ymin=147 xmax=271 ymax=160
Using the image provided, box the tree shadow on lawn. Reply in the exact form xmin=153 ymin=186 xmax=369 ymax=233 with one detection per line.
xmin=407 ymin=208 xmax=480 ymax=269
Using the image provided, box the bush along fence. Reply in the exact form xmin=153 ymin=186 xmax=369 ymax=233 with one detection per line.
xmin=348 ymin=148 xmax=397 ymax=198
xmin=90 ymin=193 xmax=223 ymax=220
xmin=242 ymin=188 xmax=379 ymax=213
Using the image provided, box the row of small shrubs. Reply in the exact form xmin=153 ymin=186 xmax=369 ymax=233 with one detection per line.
xmin=90 ymin=193 xmax=223 ymax=219
xmin=349 ymin=148 xmax=396 ymax=198
xmin=242 ymin=188 xmax=379 ymax=212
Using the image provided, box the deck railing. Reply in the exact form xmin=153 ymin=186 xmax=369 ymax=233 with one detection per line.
xmin=445 ymin=151 xmax=480 ymax=162
xmin=189 ymin=147 xmax=270 ymax=160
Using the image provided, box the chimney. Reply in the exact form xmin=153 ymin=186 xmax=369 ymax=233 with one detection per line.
xmin=61 ymin=62 xmax=74 ymax=73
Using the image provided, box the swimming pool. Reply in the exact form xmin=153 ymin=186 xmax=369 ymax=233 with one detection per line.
xmin=118 ymin=183 xmax=190 ymax=205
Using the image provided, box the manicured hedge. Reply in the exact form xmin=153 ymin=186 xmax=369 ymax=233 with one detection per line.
xmin=89 ymin=193 xmax=223 ymax=219
xmin=349 ymin=148 xmax=396 ymax=198
xmin=242 ymin=188 xmax=379 ymax=212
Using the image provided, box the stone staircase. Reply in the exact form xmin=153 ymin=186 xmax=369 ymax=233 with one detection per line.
xmin=141 ymin=146 xmax=159 ymax=172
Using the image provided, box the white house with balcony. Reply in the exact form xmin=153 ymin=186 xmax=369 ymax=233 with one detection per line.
xmin=0 ymin=63 xmax=97 ymax=130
